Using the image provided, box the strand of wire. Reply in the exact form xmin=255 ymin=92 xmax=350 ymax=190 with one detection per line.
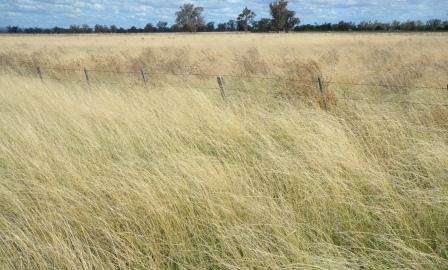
xmin=13 ymin=73 xmax=447 ymax=107
xmin=3 ymin=60 xmax=447 ymax=90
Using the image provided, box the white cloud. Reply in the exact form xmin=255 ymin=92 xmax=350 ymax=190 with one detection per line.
xmin=92 ymin=3 xmax=105 ymax=11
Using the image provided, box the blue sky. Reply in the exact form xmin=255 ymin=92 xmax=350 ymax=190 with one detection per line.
xmin=1 ymin=0 xmax=447 ymax=28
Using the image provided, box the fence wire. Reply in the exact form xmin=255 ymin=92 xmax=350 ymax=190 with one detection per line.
xmin=1 ymin=60 xmax=448 ymax=107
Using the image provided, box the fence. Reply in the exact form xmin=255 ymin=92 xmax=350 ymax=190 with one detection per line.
xmin=2 ymin=60 xmax=448 ymax=109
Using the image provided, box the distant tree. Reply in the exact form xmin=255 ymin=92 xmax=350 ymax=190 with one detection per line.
xmin=117 ymin=27 xmax=127 ymax=33
xmin=427 ymin=19 xmax=442 ymax=31
xmin=226 ymin=20 xmax=237 ymax=31
xmin=295 ymin=24 xmax=315 ymax=31
xmin=4 ymin=15 xmax=447 ymax=35
xmin=51 ymin=27 xmax=65 ymax=34
xmin=81 ymin=24 xmax=93 ymax=33
xmin=170 ymin=24 xmax=182 ymax=32
xmin=372 ymin=21 xmax=389 ymax=31
xmin=443 ymin=20 xmax=448 ymax=31
xmin=128 ymin=26 xmax=139 ymax=33
xmin=110 ymin=25 xmax=118 ymax=33
xmin=255 ymin=18 xmax=272 ymax=32
xmin=217 ymin=23 xmax=228 ymax=31
xmin=206 ymin=22 xmax=215 ymax=32
xmin=144 ymin=23 xmax=157 ymax=32
xmin=94 ymin=24 xmax=109 ymax=33
xmin=94 ymin=24 xmax=101 ymax=33
xmin=390 ymin=20 xmax=401 ymax=31
xmin=7 ymin=25 xmax=21 ymax=33
xmin=401 ymin=20 xmax=424 ymax=31
xmin=156 ymin=21 xmax=169 ymax=32
xmin=175 ymin=3 xmax=205 ymax=32
xmin=24 ymin=27 xmax=43 ymax=34
xmin=285 ymin=11 xmax=299 ymax=32
xmin=237 ymin=7 xmax=256 ymax=32
xmin=69 ymin=25 xmax=81 ymax=33
xmin=334 ymin=21 xmax=355 ymax=31
xmin=317 ymin=23 xmax=331 ymax=31
xmin=269 ymin=0 xmax=299 ymax=32
xmin=358 ymin=21 xmax=379 ymax=31
xmin=415 ymin=20 xmax=425 ymax=31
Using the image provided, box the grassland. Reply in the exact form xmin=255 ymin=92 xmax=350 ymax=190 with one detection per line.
xmin=0 ymin=33 xmax=447 ymax=269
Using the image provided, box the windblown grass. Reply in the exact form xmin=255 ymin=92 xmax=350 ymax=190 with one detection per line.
xmin=0 ymin=33 xmax=447 ymax=269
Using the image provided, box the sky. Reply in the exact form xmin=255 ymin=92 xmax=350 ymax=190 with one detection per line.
xmin=1 ymin=0 xmax=447 ymax=28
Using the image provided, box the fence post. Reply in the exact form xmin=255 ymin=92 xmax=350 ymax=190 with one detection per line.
xmin=317 ymin=76 xmax=327 ymax=111
xmin=141 ymin=68 xmax=148 ymax=87
xmin=217 ymin=76 xmax=227 ymax=102
xmin=36 ymin=66 xmax=43 ymax=82
xmin=84 ymin=68 xmax=90 ymax=86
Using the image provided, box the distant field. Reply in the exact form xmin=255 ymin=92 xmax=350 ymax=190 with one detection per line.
xmin=0 ymin=33 xmax=447 ymax=269
xmin=1 ymin=32 xmax=447 ymax=82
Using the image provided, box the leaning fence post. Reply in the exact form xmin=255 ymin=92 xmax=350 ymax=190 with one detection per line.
xmin=317 ymin=76 xmax=327 ymax=111
xmin=141 ymin=68 xmax=148 ymax=87
xmin=83 ymin=68 xmax=90 ymax=86
xmin=36 ymin=66 xmax=43 ymax=82
xmin=217 ymin=76 xmax=227 ymax=102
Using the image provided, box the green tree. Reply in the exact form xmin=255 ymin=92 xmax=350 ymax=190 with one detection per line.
xmin=255 ymin=18 xmax=272 ymax=32
xmin=156 ymin=21 xmax=169 ymax=32
xmin=426 ymin=19 xmax=442 ymax=31
xmin=81 ymin=24 xmax=92 ymax=33
xmin=237 ymin=7 xmax=256 ymax=32
xmin=6 ymin=25 xmax=21 ymax=33
xmin=285 ymin=10 xmax=299 ymax=32
xmin=94 ymin=25 xmax=109 ymax=33
xmin=269 ymin=0 xmax=299 ymax=32
xmin=390 ymin=20 xmax=401 ymax=31
xmin=175 ymin=3 xmax=205 ymax=32
xmin=69 ymin=25 xmax=80 ymax=33
xmin=110 ymin=25 xmax=118 ymax=33
xmin=226 ymin=20 xmax=237 ymax=31
xmin=206 ymin=22 xmax=215 ymax=32
xmin=217 ymin=23 xmax=228 ymax=31
xmin=144 ymin=23 xmax=157 ymax=32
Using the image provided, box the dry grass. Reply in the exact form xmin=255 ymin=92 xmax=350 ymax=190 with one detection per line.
xmin=0 ymin=33 xmax=447 ymax=269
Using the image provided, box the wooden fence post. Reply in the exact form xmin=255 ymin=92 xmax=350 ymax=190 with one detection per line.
xmin=217 ymin=76 xmax=227 ymax=102
xmin=141 ymin=68 xmax=148 ymax=87
xmin=84 ymin=68 xmax=90 ymax=86
xmin=317 ymin=76 xmax=327 ymax=111
xmin=36 ymin=66 xmax=43 ymax=82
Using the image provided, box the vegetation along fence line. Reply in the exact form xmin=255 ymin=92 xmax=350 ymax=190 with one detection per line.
xmin=2 ymin=60 xmax=448 ymax=108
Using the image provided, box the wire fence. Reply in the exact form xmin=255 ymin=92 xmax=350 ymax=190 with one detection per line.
xmin=2 ymin=60 xmax=448 ymax=108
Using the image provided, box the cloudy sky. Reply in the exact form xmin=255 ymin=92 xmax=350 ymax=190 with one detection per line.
xmin=1 ymin=0 xmax=447 ymax=28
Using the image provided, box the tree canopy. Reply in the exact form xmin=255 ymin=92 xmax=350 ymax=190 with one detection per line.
xmin=269 ymin=0 xmax=299 ymax=32
xmin=237 ymin=7 xmax=256 ymax=32
xmin=175 ymin=4 xmax=205 ymax=32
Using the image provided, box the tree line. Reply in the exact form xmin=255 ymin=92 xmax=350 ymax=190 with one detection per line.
xmin=4 ymin=0 xmax=448 ymax=34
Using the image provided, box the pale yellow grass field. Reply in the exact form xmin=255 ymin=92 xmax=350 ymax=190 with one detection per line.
xmin=0 ymin=33 xmax=447 ymax=269
xmin=1 ymin=32 xmax=447 ymax=84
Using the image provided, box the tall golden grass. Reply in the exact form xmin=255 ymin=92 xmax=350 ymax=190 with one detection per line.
xmin=0 ymin=33 xmax=447 ymax=269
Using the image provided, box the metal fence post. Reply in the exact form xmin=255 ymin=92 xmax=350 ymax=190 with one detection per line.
xmin=84 ymin=68 xmax=90 ymax=86
xmin=36 ymin=66 xmax=43 ymax=82
xmin=217 ymin=76 xmax=227 ymax=102
xmin=141 ymin=68 xmax=148 ymax=87
xmin=317 ymin=76 xmax=327 ymax=111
